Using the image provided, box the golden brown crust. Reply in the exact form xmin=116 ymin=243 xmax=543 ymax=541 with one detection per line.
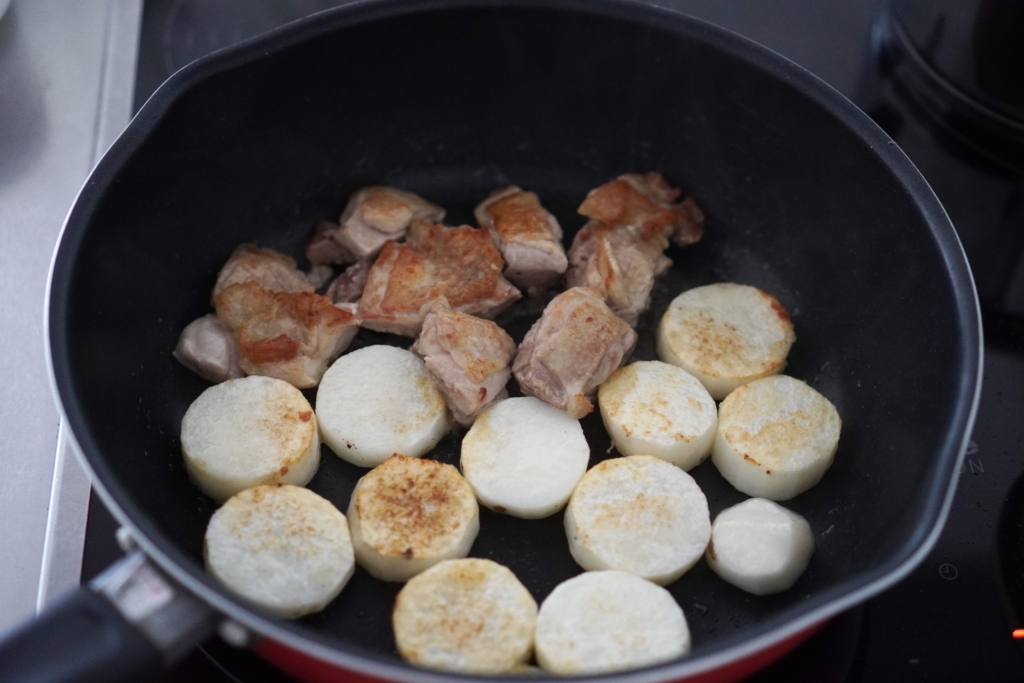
xmin=360 ymin=188 xmax=418 ymax=233
xmin=213 ymin=243 xmax=315 ymax=299
xmin=355 ymin=455 xmax=477 ymax=559
xmin=578 ymin=179 xmax=679 ymax=242
xmin=486 ymin=191 xmax=556 ymax=244
xmin=215 ymin=281 xmax=358 ymax=386
xmin=578 ymin=173 xmax=705 ymax=247
xmin=359 ymin=220 xmax=521 ymax=335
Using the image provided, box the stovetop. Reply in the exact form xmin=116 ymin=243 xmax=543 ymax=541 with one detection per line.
xmin=76 ymin=1 xmax=1024 ymax=681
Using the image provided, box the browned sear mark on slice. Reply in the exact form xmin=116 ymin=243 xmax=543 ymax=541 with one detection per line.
xmin=743 ymin=453 xmax=762 ymax=466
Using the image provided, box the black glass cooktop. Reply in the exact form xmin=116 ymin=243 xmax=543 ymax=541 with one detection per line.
xmin=79 ymin=1 xmax=1024 ymax=680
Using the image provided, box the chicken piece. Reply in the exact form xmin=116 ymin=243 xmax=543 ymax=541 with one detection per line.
xmin=334 ymin=187 xmax=445 ymax=263
xmin=567 ymin=221 xmax=672 ymax=327
xmin=305 ymin=219 xmax=356 ymax=265
xmin=359 ymin=220 xmax=521 ymax=337
xmin=578 ymin=172 xmax=704 ymax=248
xmin=326 ymin=261 xmax=371 ymax=304
xmin=172 ymin=314 xmax=245 ymax=383
xmin=512 ymin=287 xmax=637 ymax=419
xmin=412 ymin=299 xmax=516 ymax=426
xmin=306 ymin=264 xmax=335 ymax=290
xmin=474 ymin=186 xmax=567 ymax=294
xmin=215 ymin=281 xmax=360 ymax=389
xmin=212 ymin=244 xmax=314 ymax=302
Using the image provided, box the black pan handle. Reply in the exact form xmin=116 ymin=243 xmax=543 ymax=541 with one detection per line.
xmin=0 ymin=550 xmax=218 ymax=683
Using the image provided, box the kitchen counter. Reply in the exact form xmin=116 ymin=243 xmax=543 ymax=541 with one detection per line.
xmin=0 ymin=0 xmax=139 ymax=634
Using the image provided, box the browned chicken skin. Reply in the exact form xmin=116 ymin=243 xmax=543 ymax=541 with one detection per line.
xmin=172 ymin=314 xmax=244 ymax=383
xmin=215 ymin=281 xmax=359 ymax=388
xmin=331 ymin=186 xmax=445 ymax=263
xmin=411 ymin=298 xmax=516 ymax=426
xmin=578 ymin=172 xmax=705 ymax=247
xmin=567 ymin=220 xmax=672 ymax=327
xmin=571 ymin=172 xmax=704 ymax=326
xmin=512 ymin=287 xmax=637 ymax=419
xmin=358 ymin=219 xmax=521 ymax=337
xmin=212 ymin=243 xmax=314 ymax=302
xmin=474 ymin=186 xmax=567 ymax=294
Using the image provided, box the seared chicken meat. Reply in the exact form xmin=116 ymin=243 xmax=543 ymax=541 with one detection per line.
xmin=305 ymin=219 xmax=356 ymax=265
xmin=567 ymin=220 xmax=671 ymax=327
xmin=326 ymin=260 xmax=371 ymax=304
xmin=212 ymin=243 xmax=314 ymax=302
xmin=474 ymin=186 xmax=567 ymax=294
xmin=359 ymin=220 xmax=521 ymax=337
xmin=172 ymin=314 xmax=245 ymax=383
xmin=412 ymin=299 xmax=516 ymax=426
xmin=578 ymin=172 xmax=704 ymax=247
xmin=331 ymin=186 xmax=445 ymax=263
xmin=306 ymin=264 xmax=335 ymax=290
xmin=215 ymin=281 xmax=359 ymax=389
xmin=512 ymin=287 xmax=637 ymax=419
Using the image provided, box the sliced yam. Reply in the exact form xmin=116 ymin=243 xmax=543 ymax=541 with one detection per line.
xmin=712 ymin=375 xmax=841 ymax=500
xmin=534 ymin=570 xmax=690 ymax=675
xmin=392 ymin=558 xmax=537 ymax=674
xmin=565 ymin=455 xmax=711 ymax=585
xmin=204 ymin=484 xmax=354 ymax=619
xmin=316 ymin=346 xmax=450 ymax=467
xmin=180 ymin=376 xmax=319 ymax=502
xmin=597 ymin=361 xmax=717 ymax=470
xmin=657 ymin=283 xmax=795 ymax=400
xmin=706 ymin=498 xmax=814 ymax=595
xmin=460 ymin=397 xmax=589 ymax=519
xmin=348 ymin=455 xmax=479 ymax=582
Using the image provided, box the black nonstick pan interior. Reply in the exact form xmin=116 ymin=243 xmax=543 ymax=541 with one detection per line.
xmin=48 ymin=0 xmax=979 ymax=678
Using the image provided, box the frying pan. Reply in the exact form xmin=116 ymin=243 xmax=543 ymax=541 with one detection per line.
xmin=1 ymin=0 xmax=981 ymax=681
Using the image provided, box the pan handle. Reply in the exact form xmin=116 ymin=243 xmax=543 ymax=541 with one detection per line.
xmin=0 ymin=550 xmax=218 ymax=683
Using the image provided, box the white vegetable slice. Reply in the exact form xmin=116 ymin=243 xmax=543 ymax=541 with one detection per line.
xmin=713 ymin=375 xmax=841 ymax=500
xmin=706 ymin=498 xmax=814 ymax=595
xmin=180 ymin=376 xmax=319 ymax=502
xmin=204 ymin=484 xmax=354 ymax=619
xmin=535 ymin=570 xmax=690 ymax=675
xmin=657 ymin=283 xmax=796 ymax=399
xmin=392 ymin=558 xmax=537 ymax=674
xmin=348 ymin=455 xmax=479 ymax=582
xmin=598 ymin=361 xmax=717 ymax=470
xmin=460 ymin=397 xmax=590 ymax=519
xmin=316 ymin=345 xmax=450 ymax=467
xmin=565 ymin=455 xmax=711 ymax=585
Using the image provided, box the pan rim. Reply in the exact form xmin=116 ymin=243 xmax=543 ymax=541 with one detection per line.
xmin=45 ymin=0 xmax=983 ymax=680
